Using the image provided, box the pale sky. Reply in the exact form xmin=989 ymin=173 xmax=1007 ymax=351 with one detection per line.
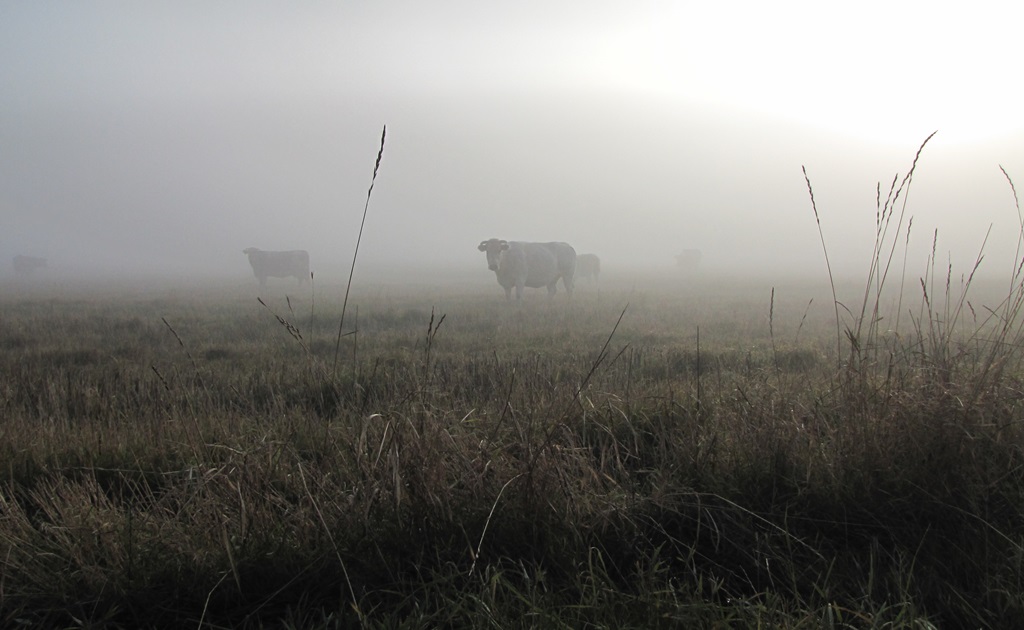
xmin=2 ymin=1 xmax=1023 ymax=282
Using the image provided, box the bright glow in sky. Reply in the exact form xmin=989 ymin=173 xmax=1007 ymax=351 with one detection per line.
xmin=669 ymin=3 xmax=1023 ymax=147
xmin=446 ymin=2 xmax=1024 ymax=147
xmin=2 ymin=1 xmax=1023 ymax=281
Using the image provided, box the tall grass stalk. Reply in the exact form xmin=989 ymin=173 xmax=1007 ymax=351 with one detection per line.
xmin=805 ymin=132 xmax=937 ymax=374
xmin=334 ymin=125 xmax=387 ymax=377
xmin=806 ymin=132 xmax=1024 ymax=422
xmin=861 ymin=132 xmax=935 ymax=349
xmin=802 ymin=165 xmax=841 ymax=367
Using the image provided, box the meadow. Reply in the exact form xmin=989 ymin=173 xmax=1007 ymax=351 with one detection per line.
xmin=3 ymin=257 xmax=1024 ymax=629
xmin=5 ymin=132 xmax=1024 ymax=628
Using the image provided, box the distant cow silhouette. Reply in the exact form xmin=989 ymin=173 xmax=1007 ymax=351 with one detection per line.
xmin=243 ymin=248 xmax=310 ymax=286
xmin=675 ymin=249 xmax=702 ymax=272
xmin=13 ymin=255 xmax=47 ymax=276
xmin=478 ymin=239 xmax=576 ymax=301
xmin=576 ymin=254 xmax=600 ymax=282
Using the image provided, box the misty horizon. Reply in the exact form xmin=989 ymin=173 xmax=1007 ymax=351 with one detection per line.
xmin=4 ymin=3 xmax=1023 ymax=287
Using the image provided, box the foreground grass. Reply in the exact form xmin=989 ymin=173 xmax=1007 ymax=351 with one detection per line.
xmin=1 ymin=275 xmax=1023 ymax=628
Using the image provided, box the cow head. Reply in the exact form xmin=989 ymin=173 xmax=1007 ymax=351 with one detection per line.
xmin=478 ymin=239 xmax=509 ymax=271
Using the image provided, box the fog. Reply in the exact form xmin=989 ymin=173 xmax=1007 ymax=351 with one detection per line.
xmin=4 ymin=2 xmax=1024 ymax=289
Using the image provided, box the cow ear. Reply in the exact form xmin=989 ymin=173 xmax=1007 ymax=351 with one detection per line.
xmin=478 ymin=242 xmax=488 ymax=251
xmin=501 ymin=242 xmax=509 ymax=251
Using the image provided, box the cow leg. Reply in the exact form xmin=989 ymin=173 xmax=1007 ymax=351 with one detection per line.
xmin=563 ymin=277 xmax=574 ymax=297
xmin=505 ymin=286 xmax=513 ymax=301
xmin=515 ymin=283 xmax=525 ymax=301
xmin=547 ymin=281 xmax=558 ymax=298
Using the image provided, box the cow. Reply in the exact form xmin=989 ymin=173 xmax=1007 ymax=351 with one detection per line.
xmin=676 ymin=249 xmax=702 ymax=273
xmin=13 ymin=255 xmax=47 ymax=276
xmin=242 ymin=248 xmax=310 ymax=286
xmin=576 ymin=253 xmax=600 ymax=283
xmin=478 ymin=238 xmax=576 ymax=301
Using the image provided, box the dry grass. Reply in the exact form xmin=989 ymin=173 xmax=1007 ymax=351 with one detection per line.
xmin=2 ymin=138 xmax=1024 ymax=628
xmin=0 ymin=269 xmax=1022 ymax=629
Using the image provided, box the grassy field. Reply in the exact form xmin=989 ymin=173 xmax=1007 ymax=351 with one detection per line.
xmin=2 ymin=262 xmax=1024 ymax=629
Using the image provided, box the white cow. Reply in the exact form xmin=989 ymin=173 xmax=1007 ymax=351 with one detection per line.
xmin=243 ymin=248 xmax=310 ymax=286
xmin=576 ymin=253 xmax=600 ymax=283
xmin=478 ymin=239 xmax=576 ymax=301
